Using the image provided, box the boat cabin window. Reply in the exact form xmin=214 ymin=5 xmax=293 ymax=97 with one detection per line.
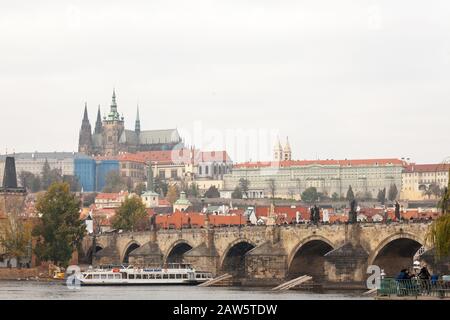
xmin=108 ymin=274 xmax=114 ymax=279
xmin=114 ymin=274 xmax=121 ymax=279
xmin=149 ymin=274 xmax=155 ymax=279
xmin=169 ymin=274 xmax=175 ymax=279
xmin=143 ymin=274 xmax=148 ymax=279
xmin=85 ymin=274 xmax=92 ymax=279
xmin=136 ymin=274 xmax=142 ymax=279
xmin=101 ymin=274 xmax=107 ymax=279
xmin=196 ymin=274 xmax=201 ymax=278
xmin=176 ymin=274 xmax=182 ymax=279
xmin=182 ymin=274 xmax=188 ymax=279
xmin=156 ymin=274 xmax=161 ymax=279
xmin=129 ymin=274 xmax=135 ymax=279
xmin=93 ymin=274 xmax=100 ymax=279
xmin=163 ymin=274 xmax=169 ymax=279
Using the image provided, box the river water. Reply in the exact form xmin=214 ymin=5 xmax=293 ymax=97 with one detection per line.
xmin=0 ymin=281 xmax=371 ymax=300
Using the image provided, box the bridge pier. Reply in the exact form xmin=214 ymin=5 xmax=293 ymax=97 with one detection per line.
xmin=243 ymin=241 xmax=288 ymax=286
xmin=323 ymin=242 xmax=369 ymax=285
xmin=184 ymin=227 xmax=220 ymax=275
xmin=93 ymin=234 xmax=121 ymax=265
xmin=129 ymin=230 xmax=163 ymax=266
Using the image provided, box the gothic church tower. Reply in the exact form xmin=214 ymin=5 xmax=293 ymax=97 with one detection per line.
xmin=101 ymin=89 xmax=125 ymax=156
xmin=78 ymin=103 xmax=93 ymax=155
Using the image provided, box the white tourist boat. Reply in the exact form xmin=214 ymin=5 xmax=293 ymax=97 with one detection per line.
xmin=77 ymin=263 xmax=213 ymax=286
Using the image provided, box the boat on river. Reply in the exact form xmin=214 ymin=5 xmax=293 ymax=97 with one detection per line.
xmin=76 ymin=263 xmax=213 ymax=286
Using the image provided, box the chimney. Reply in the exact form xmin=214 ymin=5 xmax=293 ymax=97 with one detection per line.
xmin=3 ymin=156 xmax=18 ymax=189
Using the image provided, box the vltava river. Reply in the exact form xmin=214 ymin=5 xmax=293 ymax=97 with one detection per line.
xmin=0 ymin=281 xmax=370 ymax=300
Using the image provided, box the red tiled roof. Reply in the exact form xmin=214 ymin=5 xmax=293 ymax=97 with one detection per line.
xmin=234 ymin=158 xmax=406 ymax=169
xmin=152 ymin=211 xmax=245 ymax=229
xmin=95 ymin=192 xmax=127 ymax=200
xmin=404 ymin=163 xmax=450 ymax=173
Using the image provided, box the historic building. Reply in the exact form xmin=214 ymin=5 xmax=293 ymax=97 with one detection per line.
xmin=400 ymin=163 xmax=450 ymax=201
xmin=223 ymin=138 xmax=406 ymax=200
xmin=78 ymin=90 xmax=183 ymax=156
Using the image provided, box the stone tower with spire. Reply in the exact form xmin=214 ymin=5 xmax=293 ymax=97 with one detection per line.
xmin=273 ymin=137 xmax=283 ymax=161
xmin=94 ymin=105 xmax=102 ymax=134
xmin=78 ymin=103 xmax=93 ymax=155
xmin=78 ymin=89 xmax=183 ymax=156
xmin=101 ymin=89 xmax=125 ymax=156
xmin=283 ymin=136 xmax=292 ymax=161
xmin=135 ymin=106 xmax=141 ymax=135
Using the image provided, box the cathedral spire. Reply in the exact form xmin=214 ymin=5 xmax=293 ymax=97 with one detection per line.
xmin=83 ymin=102 xmax=89 ymax=121
xmin=106 ymin=88 xmax=121 ymax=121
xmin=94 ymin=105 xmax=102 ymax=134
xmin=135 ymin=105 xmax=141 ymax=134
xmin=79 ymin=102 xmax=93 ymax=155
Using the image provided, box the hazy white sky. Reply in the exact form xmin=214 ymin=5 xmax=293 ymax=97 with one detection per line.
xmin=1 ymin=0 xmax=449 ymax=163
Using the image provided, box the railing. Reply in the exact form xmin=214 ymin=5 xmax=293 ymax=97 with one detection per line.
xmin=378 ymin=278 xmax=450 ymax=298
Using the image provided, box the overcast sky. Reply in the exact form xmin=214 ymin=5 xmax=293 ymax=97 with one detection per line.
xmin=1 ymin=1 xmax=449 ymax=163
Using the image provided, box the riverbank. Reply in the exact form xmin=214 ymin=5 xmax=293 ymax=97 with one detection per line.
xmin=0 ymin=268 xmax=54 ymax=281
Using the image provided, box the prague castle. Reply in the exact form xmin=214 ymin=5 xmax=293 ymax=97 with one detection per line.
xmin=78 ymin=90 xmax=183 ymax=156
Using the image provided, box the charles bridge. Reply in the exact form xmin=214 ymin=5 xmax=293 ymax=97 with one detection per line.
xmin=80 ymin=222 xmax=436 ymax=287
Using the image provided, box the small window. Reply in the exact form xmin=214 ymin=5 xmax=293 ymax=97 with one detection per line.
xmin=176 ymin=274 xmax=182 ymax=279
xmin=136 ymin=274 xmax=142 ymax=279
xmin=169 ymin=274 xmax=175 ymax=279
xmin=182 ymin=274 xmax=188 ymax=279
xmin=114 ymin=274 xmax=121 ymax=279
xmin=149 ymin=274 xmax=155 ymax=279
xmin=143 ymin=274 xmax=148 ymax=279
xmin=93 ymin=274 xmax=100 ymax=279
xmin=156 ymin=274 xmax=161 ymax=279
xmin=129 ymin=274 xmax=135 ymax=279
xmin=86 ymin=274 xmax=92 ymax=279
xmin=108 ymin=274 xmax=114 ymax=279
xmin=163 ymin=274 xmax=169 ymax=279
xmin=101 ymin=274 xmax=107 ymax=279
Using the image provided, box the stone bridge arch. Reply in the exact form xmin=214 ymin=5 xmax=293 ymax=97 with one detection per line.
xmin=287 ymin=235 xmax=336 ymax=280
xmin=368 ymin=232 xmax=426 ymax=277
xmin=121 ymin=240 xmax=142 ymax=264
xmin=164 ymin=240 xmax=194 ymax=264
xmin=220 ymin=238 xmax=257 ymax=277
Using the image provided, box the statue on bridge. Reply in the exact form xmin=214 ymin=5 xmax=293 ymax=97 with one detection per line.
xmin=150 ymin=214 xmax=156 ymax=231
xmin=349 ymin=199 xmax=357 ymax=224
xmin=395 ymin=201 xmax=401 ymax=222
xmin=310 ymin=205 xmax=320 ymax=225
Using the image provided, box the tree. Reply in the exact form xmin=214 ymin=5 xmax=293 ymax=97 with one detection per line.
xmin=154 ymin=177 xmax=168 ymax=197
xmin=426 ymin=214 xmax=450 ymax=260
xmin=41 ymin=159 xmax=62 ymax=191
xmin=63 ymin=175 xmax=81 ymax=192
xmin=19 ymin=171 xmax=35 ymax=191
xmin=267 ymin=179 xmax=276 ymax=201
xmin=166 ymin=184 xmax=179 ymax=204
xmin=32 ymin=182 xmax=86 ymax=267
xmin=231 ymin=187 xmax=243 ymax=199
xmin=82 ymin=193 xmax=97 ymax=207
xmin=0 ymin=215 xmax=33 ymax=264
xmin=239 ymin=178 xmax=250 ymax=198
xmin=377 ymin=188 xmax=386 ymax=205
xmin=331 ymin=192 xmax=339 ymax=202
xmin=134 ymin=183 xmax=146 ymax=196
xmin=188 ymin=183 xmax=200 ymax=198
xmin=31 ymin=175 xmax=42 ymax=193
xmin=301 ymin=187 xmax=319 ymax=203
xmin=430 ymin=183 xmax=443 ymax=199
xmin=103 ymin=170 xmax=128 ymax=193
xmin=346 ymin=185 xmax=355 ymax=202
xmin=388 ymin=184 xmax=398 ymax=202
xmin=204 ymin=185 xmax=220 ymax=198
xmin=112 ymin=196 xmax=148 ymax=232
